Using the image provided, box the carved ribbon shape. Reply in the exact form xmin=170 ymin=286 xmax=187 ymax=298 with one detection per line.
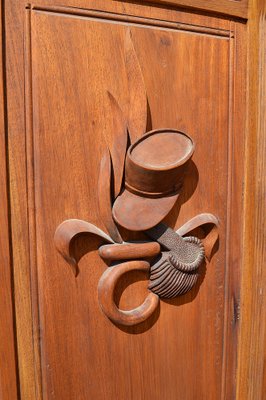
xmin=98 ymin=261 xmax=160 ymax=327
xmin=54 ymin=219 xmax=114 ymax=276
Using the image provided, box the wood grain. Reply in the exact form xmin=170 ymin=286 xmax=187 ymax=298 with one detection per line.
xmin=98 ymin=150 xmax=123 ymax=243
xmin=236 ymin=1 xmax=266 ymax=399
xmin=54 ymin=219 xmax=114 ymax=275
xmin=0 ymin=1 xmax=19 ymax=398
xmin=106 ymin=92 xmax=128 ymax=199
xmin=98 ymin=261 xmax=160 ymax=326
xmin=4 ymin=1 xmax=248 ymax=399
xmin=30 ymin=0 xmax=249 ymax=19
xmin=30 ymin=7 xmax=240 ymax=399
xmin=136 ymin=0 xmax=248 ymax=19
xmin=125 ymin=28 xmax=147 ymax=143
xmin=99 ymin=242 xmax=161 ymax=260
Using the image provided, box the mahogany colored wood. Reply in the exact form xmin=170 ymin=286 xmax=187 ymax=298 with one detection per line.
xmin=0 ymin=2 xmax=19 ymax=398
xmin=106 ymin=92 xmax=128 ymax=199
xmin=98 ymin=261 xmax=160 ymax=326
xmin=176 ymin=213 xmax=219 ymax=260
xmin=99 ymin=242 xmax=161 ymax=261
xmin=125 ymin=28 xmax=147 ymax=143
xmin=3 ymin=0 xmax=253 ymax=399
xmin=98 ymin=150 xmax=123 ymax=243
xmin=236 ymin=1 xmax=266 ymax=399
xmin=139 ymin=0 xmax=248 ymax=19
xmin=54 ymin=219 xmax=114 ymax=275
xmin=112 ymin=129 xmax=194 ymax=231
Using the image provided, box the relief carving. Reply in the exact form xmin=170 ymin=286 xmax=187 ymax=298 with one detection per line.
xmin=54 ymin=29 xmax=219 ymax=326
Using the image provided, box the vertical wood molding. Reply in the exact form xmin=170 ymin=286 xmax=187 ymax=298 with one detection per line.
xmin=25 ymin=6 xmax=43 ymax=400
xmin=0 ymin=1 xmax=19 ymax=398
xmin=4 ymin=2 xmax=39 ymax=399
xmin=237 ymin=0 xmax=266 ymax=398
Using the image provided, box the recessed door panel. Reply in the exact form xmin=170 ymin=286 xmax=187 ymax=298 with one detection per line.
xmin=21 ymin=5 xmax=244 ymax=400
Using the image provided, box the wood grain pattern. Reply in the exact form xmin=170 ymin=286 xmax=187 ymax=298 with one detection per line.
xmin=30 ymin=8 xmax=240 ymax=398
xmin=125 ymin=28 xmax=147 ymax=143
xmin=32 ymin=4 xmax=232 ymax=38
xmin=5 ymin=4 xmax=36 ymax=398
xmin=0 ymin=1 xmax=19 ymax=398
xmin=176 ymin=213 xmax=219 ymax=260
xmin=98 ymin=261 xmax=160 ymax=326
xmin=99 ymin=242 xmax=161 ymax=260
xmin=29 ymin=0 xmax=249 ymax=19
xmin=236 ymin=1 xmax=266 ymax=399
xmin=217 ymin=20 xmax=246 ymax=400
xmin=137 ymin=0 xmax=248 ymax=19
xmin=106 ymin=92 xmax=128 ymax=199
xmin=98 ymin=150 xmax=123 ymax=243
xmin=54 ymin=219 xmax=114 ymax=275
xmin=5 ymin=1 xmax=248 ymax=399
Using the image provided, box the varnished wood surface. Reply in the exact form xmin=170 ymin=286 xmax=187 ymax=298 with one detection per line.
xmin=99 ymin=242 xmax=161 ymax=261
xmin=141 ymin=0 xmax=248 ymax=19
xmin=4 ymin=4 xmax=42 ymax=399
xmin=98 ymin=261 xmax=160 ymax=326
xmin=4 ymin=1 xmax=247 ymax=399
xmin=0 ymin=1 xmax=19 ymax=399
xmin=236 ymin=0 xmax=266 ymax=399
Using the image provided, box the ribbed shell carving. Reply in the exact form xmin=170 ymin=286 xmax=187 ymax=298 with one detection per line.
xmin=148 ymin=237 xmax=205 ymax=298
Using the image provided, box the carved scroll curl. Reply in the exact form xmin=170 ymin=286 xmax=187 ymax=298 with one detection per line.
xmin=98 ymin=260 xmax=159 ymax=326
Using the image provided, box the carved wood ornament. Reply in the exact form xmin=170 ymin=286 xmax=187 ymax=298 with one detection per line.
xmin=54 ymin=30 xmax=219 ymax=327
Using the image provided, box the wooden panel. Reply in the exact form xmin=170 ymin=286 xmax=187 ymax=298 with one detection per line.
xmin=4 ymin=1 xmax=248 ymax=399
xmin=25 ymin=0 xmax=249 ymax=19
xmin=138 ymin=0 xmax=248 ymax=19
xmin=4 ymin=3 xmax=231 ymax=400
xmin=236 ymin=0 xmax=266 ymax=399
xmin=4 ymin=3 xmax=41 ymax=399
xmin=0 ymin=1 xmax=19 ymax=399
xmin=19 ymin=5 xmax=245 ymax=399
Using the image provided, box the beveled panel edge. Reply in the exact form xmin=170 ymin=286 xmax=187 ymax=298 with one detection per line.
xmin=25 ymin=4 xmax=243 ymax=399
xmin=23 ymin=6 xmax=43 ymax=400
xmin=31 ymin=4 xmax=232 ymax=37
xmin=222 ymin=21 xmax=247 ymax=400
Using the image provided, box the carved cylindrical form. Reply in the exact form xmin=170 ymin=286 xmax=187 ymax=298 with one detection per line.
xmin=112 ymin=129 xmax=195 ymax=231
xmin=98 ymin=242 xmax=161 ymax=261
xmin=125 ymin=129 xmax=194 ymax=196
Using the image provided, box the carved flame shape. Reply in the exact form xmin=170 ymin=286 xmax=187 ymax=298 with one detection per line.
xmin=125 ymin=28 xmax=148 ymax=143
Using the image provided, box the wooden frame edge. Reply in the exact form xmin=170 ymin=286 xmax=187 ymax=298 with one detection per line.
xmin=0 ymin=0 xmax=20 ymax=398
xmin=128 ymin=0 xmax=248 ymax=19
xmin=237 ymin=0 xmax=266 ymax=398
xmin=4 ymin=1 xmax=41 ymax=399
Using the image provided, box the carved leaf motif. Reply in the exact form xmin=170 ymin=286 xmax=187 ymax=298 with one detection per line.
xmin=98 ymin=149 xmax=123 ymax=243
xmin=54 ymin=219 xmax=114 ymax=276
xmin=106 ymin=92 xmax=128 ymax=199
xmin=125 ymin=28 xmax=147 ymax=143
